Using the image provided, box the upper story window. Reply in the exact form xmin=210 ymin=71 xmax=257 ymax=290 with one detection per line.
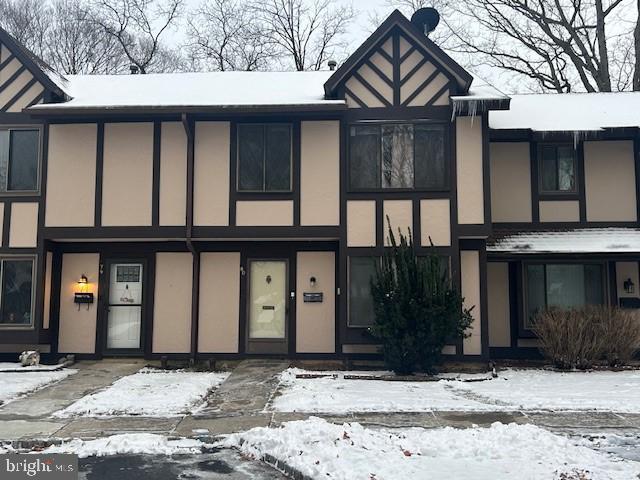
xmin=237 ymin=124 xmax=292 ymax=192
xmin=0 ymin=128 xmax=39 ymax=193
xmin=349 ymin=123 xmax=447 ymax=191
xmin=540 ymin=143 xmax=576 ymax=193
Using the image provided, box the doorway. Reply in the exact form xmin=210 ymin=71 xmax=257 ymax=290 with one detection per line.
xmin=246 ymin=259 xmax=289 ymax=354
xmin=101 ymin=259 xmax=146 ymax=355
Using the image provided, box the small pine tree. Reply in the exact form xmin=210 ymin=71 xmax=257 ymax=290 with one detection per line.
xmin=369 ymin=220 xmax=474 ymax=375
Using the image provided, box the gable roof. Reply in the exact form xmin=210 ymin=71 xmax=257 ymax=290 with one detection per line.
xmin=0 ymin=26 xmax=68 ymax=99
xmin=28 ymin=71 xmax=346 ymax=115
xmin=323 ymin=10 xmax=473 ymax=98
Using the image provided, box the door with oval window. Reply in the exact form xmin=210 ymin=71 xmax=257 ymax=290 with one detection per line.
xmin=246 ymin=259 xmax=288 ymax=354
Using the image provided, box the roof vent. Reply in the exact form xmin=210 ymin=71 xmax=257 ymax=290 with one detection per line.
xmin=129 ymin=64 xmax=139 ymax=75
xmin=411 ymin=7 xmax=440 ymax=36
xmin=328 ymin=60 xmax=337 ymax=71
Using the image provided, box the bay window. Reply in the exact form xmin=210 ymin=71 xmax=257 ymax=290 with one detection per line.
xmin=525 ymin=263 xmax=604 ymax=328
xmin=0 ymin=258 xmax=35 ymax=327
xmin=0 ymin=128 xmax=39 ymax=192
xmin=349 ymin=123 xmax=447 ymax=191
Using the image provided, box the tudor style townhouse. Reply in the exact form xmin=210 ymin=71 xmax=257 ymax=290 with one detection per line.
xmin=0 ymin=9 xmax=638 ymax=361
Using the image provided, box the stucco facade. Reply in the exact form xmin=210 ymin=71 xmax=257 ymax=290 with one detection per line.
xmin=0 ymin=10 xmax=638 ymax=361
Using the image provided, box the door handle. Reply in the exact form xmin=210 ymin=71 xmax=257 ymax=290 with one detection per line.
xmin=262 ymin=305 xmax=275 ymax=311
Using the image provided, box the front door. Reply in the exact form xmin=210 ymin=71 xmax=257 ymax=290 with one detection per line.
xmin=104 ymin=261 xmax=145 ymax=353
xmin=247 ymin=259 xmax=288 ymax=354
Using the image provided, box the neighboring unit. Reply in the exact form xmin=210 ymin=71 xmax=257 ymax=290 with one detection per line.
xmin=0 ymin=10 xmax=637 ymax=361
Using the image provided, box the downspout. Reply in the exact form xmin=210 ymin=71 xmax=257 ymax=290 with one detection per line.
xmin=182 ymin=114 xmax=200 ymax=363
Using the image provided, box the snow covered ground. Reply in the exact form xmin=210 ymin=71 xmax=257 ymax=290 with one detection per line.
xmin=0 ymin=362 xmax=66 ymax=372
xmin=226 ymin=417 xmax=640 ymax=480
xmin=0 ymin=368 xmax=75 ymax=407
xmin=54 ymin=368 xmax=229 ymax=417
xmin=44 ymin=433 xmax=210 ymax=458
xmin=271 ymin=368 xmax=640 ymax=413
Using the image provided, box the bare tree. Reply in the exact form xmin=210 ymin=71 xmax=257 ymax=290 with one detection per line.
xmin=389 ymin=0 xmax=640 ymax=92
xmin=252 ymin=0 xmax=356 ymax=71
xmin=186 ymin=0 xmax=277 ymax=71
xmin=91 ymin=0 xmax=185 ymax=73
xmin=49 ymin=0 xmax=129 ymax=75
xmin=0 ymin=0 xmax=52 ymax=59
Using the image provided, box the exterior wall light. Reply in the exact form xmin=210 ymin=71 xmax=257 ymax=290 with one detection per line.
xmin=74 ymin=274 xmax=94 ymax=310
xmin=310 ymin=276 xmax=317 ymax=287
xmin=624 ymin=278 xmax=635 ymax=294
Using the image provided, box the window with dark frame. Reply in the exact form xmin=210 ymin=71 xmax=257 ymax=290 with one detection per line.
xmin=0 ymin=258 xmax=34 ymax=327
xmin=237 ymin=124 xmax=292 ymax=192
xmin=349 ymin=123 xmax=447 ymax=191
xmin=0 ymin=129 xmax=39 ymax=192
xmin=525 ymin=263 xmax=604 ymax=329
xmin=539 ymin=143 xmax=576 ymax=193
xmin=347 ymin=255 xmax=451 ymax=328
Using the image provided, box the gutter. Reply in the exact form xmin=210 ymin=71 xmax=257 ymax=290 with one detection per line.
xmin=182 ymin=113 xmax=200 ymax=362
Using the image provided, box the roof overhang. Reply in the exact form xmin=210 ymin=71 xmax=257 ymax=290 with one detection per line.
xmin=27 ymin=102 xmax=348 ymax=117
xmin=488 ymin=228 xmax=640 ymax=255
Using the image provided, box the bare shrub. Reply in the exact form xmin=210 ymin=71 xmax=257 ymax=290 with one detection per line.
xmin=533 ymin=306 xmax=640 ymax=370
xmin=599 ymin=306 xmax=640 ymax=367
xmin=532 ymin=307 xmax=603 ymax=370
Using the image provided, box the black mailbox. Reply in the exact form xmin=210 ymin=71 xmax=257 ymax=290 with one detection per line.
xmin=303 ymin=292 xmax=323 ymax=303
xmin=74 ymin=292 xmax=94 ymax=304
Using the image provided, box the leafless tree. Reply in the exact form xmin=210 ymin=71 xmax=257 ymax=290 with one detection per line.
xmin=389 ymin=0 xmax=640 ymax=92
xmin=186 ymin=0 xmax=277 ymax=71
xmin=91 ymin=0 xmax=185 ymax=73
xmin=0 ymin=0 xmax=52 ymax=59
xmin=252 ymin=0 xmax=356 ymax=71
xmin=49 ymin=0 xmax=129 ymax=74
xmin=0 ymin=0 xmax=130 ymax=75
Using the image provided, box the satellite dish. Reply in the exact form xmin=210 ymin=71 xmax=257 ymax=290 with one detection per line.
xmin=411 ymin=8 xmax=440 ymax=36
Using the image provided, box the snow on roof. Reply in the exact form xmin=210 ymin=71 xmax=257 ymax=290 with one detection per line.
xmin=488 ymin=228 xmax=640 ymax=254
xmin=490 ymin=92 xmax=640 ymax=132
xmin=451 ymin=74 xmax=510 ymax=102
xmin=29 ymin=71 xmax=345 ymax=111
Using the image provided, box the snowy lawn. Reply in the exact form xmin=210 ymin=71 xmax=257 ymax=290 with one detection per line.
xmin=0 ymin=368 xmax=75 ymax=407
xmin=452 ymin=369 xmax=640 ymax=413
xmin=271 ymin=368 xmax=640 ymax=413
xmin=271 ymin=368 xmax=498 ymax=413
xmin=225 ymin=417 xmax=640 ymax=480
xmin=54 ymin=368 xmax=229 ymax=417
xmin=43 ymin=433 xmax=210 ymax=458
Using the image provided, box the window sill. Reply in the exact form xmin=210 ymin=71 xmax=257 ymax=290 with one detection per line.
xmin=0 ymin=325 xmax=35 ymax=330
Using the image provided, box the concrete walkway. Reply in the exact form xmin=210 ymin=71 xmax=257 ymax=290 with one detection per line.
xmin=2 ymin=359 xmax=640 ymax=444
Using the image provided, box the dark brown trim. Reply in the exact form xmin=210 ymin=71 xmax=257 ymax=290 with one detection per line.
xmin=182 ymin=114 xmax=194 ymax=239
xmin=343 ymin=86 xmax=368 ymax=109
xmin=400 ymin=69 xmax=440 ymax=107
xmin=190 ymin=250 xmax=200 ymax=360
xmin=0 ymin=65 xmax=27 ymax=97
xmin=151 ymin=122 xmax=161 ymax=226
xmin=0 ymin=26 xmax=65 ymax=98
xmin=29 ymin=103 xmax=348 ymax=117
xmin=364 ymin=59 xmax=393 ymax=87
xmin=399 ymin=45 xmax=416 ymax=63
xmin=293 ymin=121 xmax=301 ymax=226
xmin=634 ymin=136 xmax=640 ymax=222
xmin=400 ymin=56 xmax=428 ymax=87
xmin=424 ymin=83 xmax=450 ymax=109
xmin=0 ymin=53 xmax=16 ymax=70
xmin=94 ymin=122 xmax=104 ymax=227
xmin=392 ymin=33 xmax=401 ymax=106
xmin=2 ymin=77 xmax=38 ymax=111
xmin=2 ymin=200 xmax=10 ymax=247
xmin=353 ymin=72 xmax=392 ymax=108
xmin=530 ymin=141 xmax=540 ymax=222
xmin=229 ymin=122 xmax=237 ymax=225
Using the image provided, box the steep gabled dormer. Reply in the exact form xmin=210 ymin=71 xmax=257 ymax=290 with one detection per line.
xmin=323 ymin=9 xmax=472 ymax=110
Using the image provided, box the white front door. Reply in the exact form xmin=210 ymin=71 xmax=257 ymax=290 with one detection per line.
xmin=248 ymin=260 xmax=287 ymax=340
xmin=106 ymin=262 xmax=143 ymax=350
